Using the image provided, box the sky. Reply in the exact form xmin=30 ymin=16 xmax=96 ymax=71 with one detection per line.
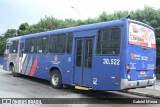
xmin=0 ymin=0 xmax=160 ymax=35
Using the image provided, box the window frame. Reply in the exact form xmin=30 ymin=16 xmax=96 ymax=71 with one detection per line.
xmin=49 ymin=34 xmax=67 ymax=54
xmin=24 ymin=39 xmax=30 ymax=53
xmin=30 ymin=38 xmax=36 ymax=53
xmin=66 ymin=33 xmax=73 ymax=54
xmin=42 ymin=36 xmax=49 ymax=54
xmin=24 ymin=38 xmax=37 ymax=54
xmin=36 ymin=36 xmax=49 ymax=54
xmin=9 ymin=40 xmax=19 ymax=54
xmin=96 ymin=27 xmax=121 ymax=56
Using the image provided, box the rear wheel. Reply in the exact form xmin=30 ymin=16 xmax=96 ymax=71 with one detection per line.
xmin=50 ymin=70 xmax=63 ymax=89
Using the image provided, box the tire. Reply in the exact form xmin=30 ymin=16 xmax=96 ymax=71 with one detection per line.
xmin=50 ymin=70 xmax=63 ymax=89
xmin=11 ymin=66 xmax=19 ymax=77
xmin=11 ymin=66 xmax=16 ymax=76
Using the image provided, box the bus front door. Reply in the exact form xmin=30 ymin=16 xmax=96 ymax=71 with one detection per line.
xmin=74 ymin=37 xmax=94 ymax=87
xmin=18 ymin=43 xmax=24 ymax=73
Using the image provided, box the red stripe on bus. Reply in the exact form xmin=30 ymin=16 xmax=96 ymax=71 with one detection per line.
xmin=29 ymin=56 xmax=38 ymax=76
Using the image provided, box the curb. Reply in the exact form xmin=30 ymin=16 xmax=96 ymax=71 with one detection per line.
xmin=121 ymin=90 xmax=160 ymax=99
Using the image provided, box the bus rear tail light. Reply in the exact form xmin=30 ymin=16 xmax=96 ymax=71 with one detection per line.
xmin=154 ymin=66 xmax=156 ymax=73
xmin=127 ymin=69 xmax=130 ymax=74
xmin=126 ymin=64 xmax=130 ymax=74
xmin=126 ymin=64 xmax=131 ymax=80
xmin=126 ymin=64 xmax=130 ymax=69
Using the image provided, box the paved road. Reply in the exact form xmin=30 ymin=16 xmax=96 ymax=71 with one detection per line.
xmin=0 ymin=66 xmax=159 ymax=107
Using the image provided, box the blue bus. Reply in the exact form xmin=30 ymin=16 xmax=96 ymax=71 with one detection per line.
xmin=3 ymin=17 xmax=156 ymax=90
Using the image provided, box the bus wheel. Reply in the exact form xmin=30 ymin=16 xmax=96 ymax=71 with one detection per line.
xmin=11 ymin=66 xmax=15 ymax=76
xmin=50 ymin=70 xmax=63 ymax=89
xmin=11 ymin=66 xmax=19 ymax=77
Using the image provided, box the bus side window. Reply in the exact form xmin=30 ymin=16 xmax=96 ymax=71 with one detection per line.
xmin=57 ymin=35 xmax=66 ymax=53
xmin=42 ymin=36 xmax=49 ymax=53
xmin=20 ymin=43 xmax=24 ymax=57
xmin=97 ymin=28 xmax=121 ymax=55
xmin=30 ymin=38 xmax=36 ymax=53
xmin=37 ymin=37 xmax=42 ymax=54
xmin=49 ymin=34 xmax=66 ymax=54
xmin=24 ymin=39 xmax=31 ymax=53
xmin=66 ymin=33 xmax=73 ymax=54
xmin=49 ymin=36 xmax=56 ymax=53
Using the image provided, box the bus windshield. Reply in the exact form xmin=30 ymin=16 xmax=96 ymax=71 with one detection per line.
xmin=129 ymin=23 xmax=156 ymax=48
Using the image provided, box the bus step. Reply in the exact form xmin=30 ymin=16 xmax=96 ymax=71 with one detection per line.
xmin=75 ymin=86 xmax=92 ymax=90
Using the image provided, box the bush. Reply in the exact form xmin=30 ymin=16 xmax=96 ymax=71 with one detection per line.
xmin=156 ymin=73 xmax=160 ymax=80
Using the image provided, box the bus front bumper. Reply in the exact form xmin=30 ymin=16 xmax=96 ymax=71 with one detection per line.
xmin=121 ymin=77 xmax=156 ymax=90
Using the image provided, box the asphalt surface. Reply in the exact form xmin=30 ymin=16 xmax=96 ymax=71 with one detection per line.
xmin=0 ymin=65 xmax=159 ymax=107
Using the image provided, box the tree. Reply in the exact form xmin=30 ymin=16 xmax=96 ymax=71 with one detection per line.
xmin=17 ymin=22 xmax=29 ymax=36
xmin=0 ymin=36 xmax=5 ymax=56
xmin=4 ymin=29 xmax=17 ymax=38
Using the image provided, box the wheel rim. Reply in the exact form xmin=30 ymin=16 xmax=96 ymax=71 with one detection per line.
xmin=51 ymin=73 xmax=59 ymax=86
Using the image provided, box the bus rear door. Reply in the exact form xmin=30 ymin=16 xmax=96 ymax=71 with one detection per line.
xmin=74 ymin=37 xmax=94 ymax=87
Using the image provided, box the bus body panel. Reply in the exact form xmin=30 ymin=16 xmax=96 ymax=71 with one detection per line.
xmin=120 ymin=20 xmax=156 ymax=89
xmin=91 ymin=24 xmax=128 ymax=90
xmin=3 ymin=18 xmax=156 ymax=91
xmin=127 ymin=46 xmax=156 ymax=80
xmin=126 ymin=20 xmax=156 ymax=80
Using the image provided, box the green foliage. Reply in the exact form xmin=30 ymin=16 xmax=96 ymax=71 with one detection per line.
xmin=17 ymin=22 xmax=29 ymax=36
xmin=19 ymin=22 xmax=29 ymax=31
xmin=156 ymin=73 xmax=160 ymax=80
xmin=0 ymin=36 xmax=5 ymax=56
xmin=4 ymin=29 xmax=17 ymax=38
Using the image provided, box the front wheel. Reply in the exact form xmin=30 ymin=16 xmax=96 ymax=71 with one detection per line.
xmin=50 ymin=70 xmax=63 ymax=89
xmin=11 ymin=66 xmax=19 ymax=77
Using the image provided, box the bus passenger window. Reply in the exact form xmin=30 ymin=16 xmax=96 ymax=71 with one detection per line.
xmin=97 ymin=28 xmax=121 ymax=55
xmin=49 ymin=36 xmax=57 ymax=53
xmin=49 ymin=34 xmax=66 ymax=54
xmin=66 ymin=33 xmax=73 ymax=54
xmin=37 ymin=37 xmax=42 ymax=54
xmin=57 ymin=35 xmax=66 ymax=53
xmin=42 ymin=36 xmax=49 ymax=53
xmin=24 ymin=39 xmax=30 ymax=53
xmin=30 ymin=38 xmax=36 ymax=53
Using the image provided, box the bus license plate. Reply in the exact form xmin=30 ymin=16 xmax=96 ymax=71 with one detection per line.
xmin=140 ymin=71 xmax=146 ymax=75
